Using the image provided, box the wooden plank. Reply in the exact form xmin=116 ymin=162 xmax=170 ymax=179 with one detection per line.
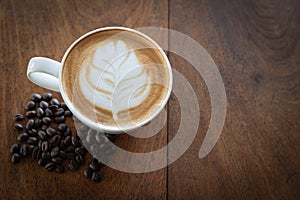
xmin=168 ymin=0 xmax=300 ymax=199
xmin=0 ymin=0 xmax=168 ymax=199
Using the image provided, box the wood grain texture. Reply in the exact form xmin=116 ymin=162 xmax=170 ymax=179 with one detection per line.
xmin=0 ymin=0 xmax=168 ymax=199
xmin=168 ymin=0 xmax=300 ymax=199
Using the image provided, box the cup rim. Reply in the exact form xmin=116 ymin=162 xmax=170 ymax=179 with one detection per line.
xmin=58 ymin=26 xmax=173 ymax=133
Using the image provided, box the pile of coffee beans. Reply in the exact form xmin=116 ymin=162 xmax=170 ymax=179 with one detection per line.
xmin=9 ymin=93 xmax=116 ymax=183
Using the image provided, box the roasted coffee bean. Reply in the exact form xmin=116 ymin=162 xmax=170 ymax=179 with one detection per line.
xmin=26 ymin=110 xmax=36 ymax=118
xmin=34 ymin=119 xmax=42 ymax=129
xmin=42 ymin=152 xmax=51 ymax=160
xmin=44 ymin=108 xmax=53 ymax=117
xmin=56 ymin=131 xmax=63 ymax=136
xmin=92 ymin=171 xmax=104 ymax=182
xmin=76 ymin=155 xmax=84 ymax=165
xmin=54 ymin=116 xmax=65 ymax=123
xmin=20 ymin=144 xmax=28 ymax=156
xmin=64 ymin=110 xmax=72 ymax=117
xmin=31 ymin=93 xmax=42 ymax=102
xmin=66 ymin=145 xmax=75 ymax=153
xmin=75 ymin=147 xmax=85 ymax=155
xmin=48 ymin=105 xmax=59 ymax=111
xmin=36 ymin=108 xmax=44 ymax=118
xmin=39 ymin=101 xmax=49 ymax=109
xmin=71 ymin=136 xmax=80 ymax=147
xmin=68 ymin=159 xmax=79 ymax=171
xmin=14 ymin=114 xmax=24 ymax=121
xmin=28 ymin=128 xmax=37 ymax=136
xmin=13 ymin=123 xmax=23 ymax=131
xmin=52 ymin=157 xmax=63 ymax=164
xmin=64 ymin=128 xmax=72 ymax=137
xmin=27 ymin=137 xmax=38 ymax=145
xmin=38 ymin=140 xmax=42 ymax=148
xmin=55 ymin=165 xmax=65 ymax=173
xmin=25 ymin=119 xmax=34 ymax=130
xmin=9 ymin=144 xmax=20 ymax=154
xmin=50 ymin=98 xmax=60 ymax=106
xmin=41 ymin=141 xmax=49 ymax=152
xmin=66 ymin=153 xmax=76 ymax=160
xmin=54 ymin=108 xmax=64 ymax=116
xmin=50 ymin=135 xmax=61 ymax=146
xmin=46 ymin=127 xmax=56 ymax=137
xmin=45 ymin=162 xmax=56 ymax=171
xmin=17 ymin=132 xmax=29 ymax=142
xmin=38 ymin=158 xmax=47 ymax=167
xmin=64 ymin=136 xmax=71 ymax=146
xmin=51 ymin=147 xmax=60 ymax=157
xmin=84 ymin=168 xmax=93 ymax=179
xmin=89 ymin=161 xmax=100 ymax=171
xmin=11 ymin=153 xmax=21 ymax=164
xmin=42 ymin=117 xmax=51 ymax=125
xmin=41 ymin=125 xmax=48 ymax=131
xmin=59 ymin=151 xmax=66 ymax=159
xmin=32 ymin=147 xmax=40 ymax=160
xmin=38 ymin=130 xmax=47 ymax=140
xmin=57 ymin=123 xmax=66 ymax=132
xmin=28 ymin=145 xmax=35 ymax=154
xmin=58 ymin=140 xmax=65 ymax=150
xmin=60 ymin=102 xmax=68 ymax=110
xmin=25 ymin=101 xmax=36 ymax=111
xmin=42 ymin=93 xmax=52 ymax=101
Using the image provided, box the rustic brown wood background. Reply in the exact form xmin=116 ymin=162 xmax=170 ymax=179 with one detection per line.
xmin=0 ymin=0 xmax=299 ymax=199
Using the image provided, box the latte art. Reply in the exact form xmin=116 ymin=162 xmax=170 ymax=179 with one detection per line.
xmin=62 ymin=30 xmax=170 ymax=128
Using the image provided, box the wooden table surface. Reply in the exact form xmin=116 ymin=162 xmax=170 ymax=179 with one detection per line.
xmin=1 ymin=0 xmax=299 ymax=199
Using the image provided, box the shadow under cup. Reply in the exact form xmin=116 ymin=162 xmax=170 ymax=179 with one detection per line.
xmin=61 ymin=28 xmax=172 ymax=133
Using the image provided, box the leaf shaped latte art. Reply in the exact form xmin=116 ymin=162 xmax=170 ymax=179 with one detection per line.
xmin=79 ymin=40 xmax=152 ymax=124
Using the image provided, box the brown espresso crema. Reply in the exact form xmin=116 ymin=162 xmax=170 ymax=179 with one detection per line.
xmin=62 ymin=29 xmax=170 ymax=128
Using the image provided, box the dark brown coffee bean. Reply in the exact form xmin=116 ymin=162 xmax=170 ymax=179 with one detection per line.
xmin=76 ymin=155 xmax=84 ymax=165
xmin=38 ymin=130 xmax=47 ymax=140
xmin=28 ymin=145 xmax=35 ymax=154
xmin=51 ymin=147 xmax=60 ymax=157
xmin=68 ymin=159 xmax=79 ymax=171
xmin=41 ymin=141 xmax=49 ymax=152
xmin=89 ymin=161 xmax=100 ymax=171
xmin=46 ymin=127 xmax=56 ymax=137
xmin=55 ymin=165 xmax=65 ymax=173
xmin=31 ymin=93 xmax=42 ymax=102
xmin=92 ymin=171 xmax=104 ymax=182
xmin=56 ymin=130 xmax=63 ymax=136
xmin=75 ymin=147 xmax=85 ymax=155
xmin=13 ymin=123 xmax=23 ymax=131
xmin=58 ymin=140 xmax=65 ymax=150
xmin=84 ymin=168 xmax=93 ymax=179
xmin=27 ymin=137 xmax=38 ymax=145
xmin=42 ymin=152 xmax=51 ymax=160
xmin=39 ymin=101 xmax=49 ymax=109
xmin=71 ymin=136 xmax=80 ymax=147
xmin=45 ymin=162 xmax=56 ymax=171
xmin=25 ymin=110 xmax=36 ymax=118
xmin=25 ymin=119 xmax=34 ymax=130
xmin=66 ymin=145 xmax=75 ymax=153
xmin=50 ymin=135 xmax=61 ymax=146
xmin=66 ymin=153 xmax=76 ymax=160
xmin=42 ymin=93 xmax=52 ymax=101
xmin=10 ymin=144 xmax=20 ymax=154
xmin=25 ymin=101 xmax=36 ymax=111
xmin=20 ymin=144 xmax=28 ymax=156
xmin=57 ymin=123 xmax=66 ymax=132
xmin=41 ymin=125 xmax=48 ymax=131
xmin=34 ymin=119 xmax=42 ymax=129
xmin=38 ymin=140 xmax=42 ymax=148
xmin=14 ymin=114 xmax=24 ymax=121
xmin=64 ymin=110 xmax=72 ymax=117
xmin=48 ymin=105 xmax=59 ymax=111
xmin=28 ymin=128 xmax=37 ymax=136
xmin=38 ymin=158 xmax=47 ymax=167
xmin=52 ymin=157 xmax=63 ymax=164
xmin=32 ymin=147 xmax=40 ymax=160
xmin=54 ymin=108 xmax=64 ymax=116
xmin=59 ymin=151 xmax=66 ymax=159
xmin=64 ymin=128 xmax=72 ymax=137
xmin=54 ymin=116 xmax=65 ymax=123
xmin=60 ymin=102 xmax=68 ymax=110
xmin=17 ymin=132 xmax=29 ymax=142
xmin=42 ymin=117 xmax=51 ymax=125
xmin=44 ymin=108 xmax=53 ymax=117
xmin=11 ymin=153 xmax=21 ymax=164
xmin=64 ymin=136 xmax=71 ymax=146
xmin=36 ymin=108 xmax=44 ymax=118
xmin=50 ymin=98 xmax=60 ymax=106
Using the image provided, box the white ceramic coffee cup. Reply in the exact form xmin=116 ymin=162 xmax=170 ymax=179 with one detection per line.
xmin=27 ymin=27 xmax=172 ymax=133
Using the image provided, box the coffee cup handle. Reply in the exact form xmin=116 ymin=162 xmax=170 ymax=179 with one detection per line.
xmin=27 ymin=57 xmax=61 ymax=92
